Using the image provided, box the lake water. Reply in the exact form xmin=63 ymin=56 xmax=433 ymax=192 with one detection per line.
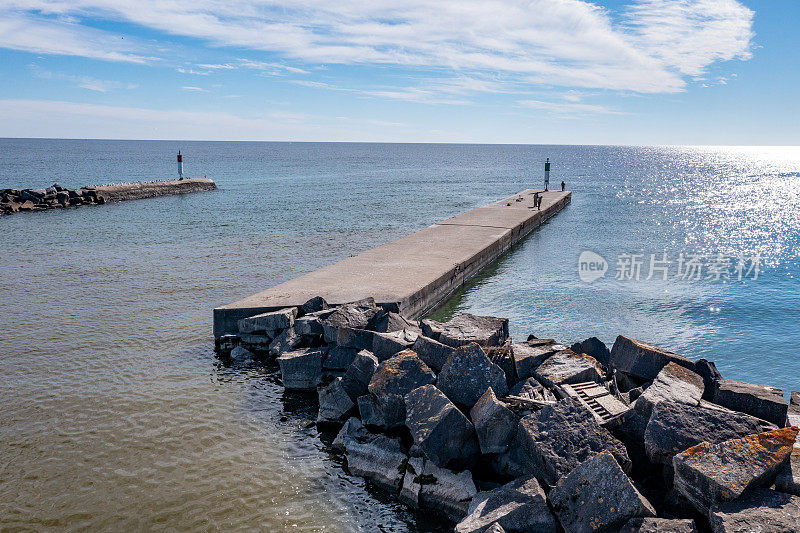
xmin=1 ymin=139 xmax=798 ymax=531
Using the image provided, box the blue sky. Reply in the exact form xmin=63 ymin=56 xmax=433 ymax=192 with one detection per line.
xmin=0 ymin=0 xmax=797 ymax=144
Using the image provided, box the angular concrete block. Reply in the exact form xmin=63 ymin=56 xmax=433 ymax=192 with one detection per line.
xmin=609 ymin=335 xmax=695 ymax=381
xmin=438 ymin=343 xmax=508 ymax=407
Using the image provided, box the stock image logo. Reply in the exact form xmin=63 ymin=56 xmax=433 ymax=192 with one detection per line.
xmin=578 ymin=250 xmax=762 ymax=283
xmin=578 ymin=251 xmax=608 ymax=283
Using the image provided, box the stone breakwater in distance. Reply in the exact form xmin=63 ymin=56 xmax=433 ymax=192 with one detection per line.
xmin=1 ymin=178 xmax=217 ymax=215
xmin=216 ymin=296 xmax=800 ymax=533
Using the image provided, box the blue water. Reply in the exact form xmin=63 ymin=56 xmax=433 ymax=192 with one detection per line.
xmin=1 ymin=139 xmax=798 ymax=530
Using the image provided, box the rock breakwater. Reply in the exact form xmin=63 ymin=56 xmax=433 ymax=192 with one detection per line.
xmin=216 ymin=298 xmax=800 ymax=532
xmin=1 ymin=178 xmax=216 ymax=215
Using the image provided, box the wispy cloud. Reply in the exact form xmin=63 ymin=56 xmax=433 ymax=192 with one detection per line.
xmin=30 ymin=65 xmax=138 ymax=92
xmin=519 ymin=99 xmax=625 ymax=117
xmin=0 ymin=0 xmax=755 ymax=99
xmin=181 ymin=86 xmax=207 ymax=92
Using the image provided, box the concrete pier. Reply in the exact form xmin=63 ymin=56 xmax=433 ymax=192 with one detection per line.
xmin=96 ymin=178 xmax=217 ymax=202
xmin=214 ymin=189 xmax=571 ymax=337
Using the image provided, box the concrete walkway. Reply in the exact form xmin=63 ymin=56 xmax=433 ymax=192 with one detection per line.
xmin=214 ymin=189 xmax=571 ymax=337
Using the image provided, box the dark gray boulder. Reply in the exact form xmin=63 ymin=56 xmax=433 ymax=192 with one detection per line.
xmin=418 ymin=461 xmax=478 ymax=522
xmin=399 ymin=456 xmax=425 ymax=507
xmin=420 ymin=318 xmax=445 ymax=340
xmin=776 ymin=450 xmax=800 ymax=496
xmin=294 ymin=313 xmax=325 ymax=336
xmin=376 ymin=312 xmax=419 ymax=333
xmin=343 ymin=434 xmax=407 ymax=492
xmin=412 ymin=335 xmax=456 ymax=373
xmin=644 ymin=401 xmax=765 ymax=464
xmin=317 ymin=377 xmax=356 ymax=423
xmin=372 ymin=329 xmax=418 ymax=360
xmin=713 ymin=378 xmax=788 ymax=427
xmin=709 ymin=488 xmax=800 ymax=533
xmin=548 ymin=452 xmax=656 ymax=533
xmin=673 ymin=427 xmax=799 ymax=514
xmin=229 ymin=345 xmax=254 ymax=362
xmin=470 ymin=387 xmax=518 ymax=454
xmin=570 ymin=336 xmax=611 ymax=366
xmin=332 ymin=417 xmax=372 ymax=451
xmin=485 ymin=346 xmax=517 ymax=388
xmin=357 ymin=394 xmax=387 ymax=428
xmin=239 ymin=333 xmax=273 ymax=353
xmin=437 ymin=313 xmax=509 ymax=348
xmin=341 ymin=350 xmax=379 ymax=401
xmin=367 ymin=349 xmax=436 ymax=429
xmin=455 ymin=476 xmax=557 ymax=533
xmin=268 ymin=327 xmax=302 ymax=357
xmin=609 ymin=336 xmax=695 ymax=381
xmin=332 ymin=326 xmax=377 ymax=351
xmin=694 ymin=359 xmax=722 ymax=400
xmin=620 ymin=518 xmax=698 ymax=532
xmin=238 ymin=307 xmax=297 ymax=334
xmin=634 ymin=362 xmax=704 ymax=419
xmin=322 ymin=298 xmax=382 ymax=343
xmin=511 ymin=343 xmax=553 ymax=380
xmin=277 ymin=348 xmax=325 ymax=390
xmin=534 ymin=350 xmax=603 ymax=390
xmin=438 ymin=343 xmax=508 ymax=407
xmin=404 ymin=384 xmax=479 ymax=469
xmin=323 ymin=345 xmax=359 ymax=371
xmin=301 ymin=296 xmax=329 ymax=314
xmin=513 ymin=398 xmax=631 ymax=486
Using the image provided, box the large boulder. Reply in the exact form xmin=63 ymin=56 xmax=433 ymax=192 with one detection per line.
xmin=511 ymin=343 xmax=554 ymax=380
xmin=620 ymin=518 xmax=698 ymax=532
xmin=343 ymin=434 xmax=407 ymax=492
xmin=357 ymin=394 xmax=387 ymax=428
xmin=609 ymin=336 xmax=695 ymax=381
xmin=399 ymin=456 xmax=425 ymax=507
xmin=534 ymin=350 xmax=603 ymax=391
xmin=438 ymin=343 xmax=508 ymax=407
xmin=239 ymin=333 xmax=273 ymax=353
xmin=367 ymin=350 xmax=436 ymax=429
xmin=437 ymin=313 xmax=509 ymax=348
xmin=294 ymin=313 xmax=326 ymax=336
xmin=713 ymin=378 xmax=788 ymax=427
xmin=372 ymin=329 xmax=418 ymax=360
xmin=331 ymin=326 xmax=377 ymax=351
xmin=341 ymin=350 xmax=379 ymax=400
xmin=694 ymin=359 xmax=722 ymax=401
xmin=317 ymin=377 xmax=356 ymax=423
xmin=322 ymin=298 xmax=382 ymax=342
xmin=485 ymin=346 xmax=517 ymax=388
xmin=570 ymin=336 xmax=611 ymax=367
xmin=776 ymin=449 xmax=800 ymax=496
xmin=229 ymin=345 xmax=254 ymax=363
xmin=300 ymin=295 xmax=329 ymax=314
xmin=634 ymin=362 xmax=704 ymax=419
xmin=708 ymin=488 xmax=800 ymax=533
xmin=323 ymin=345 xmax=359 ymax=371
xmin=418 ymin=462 xmax=478 ymax=522
xmin=412 ymin=335 xmax=456 ymax=373
xmin=404 ymin=384 xmax=479 ymax=468
xmin=268 ymin=327 xmax=302 ymax=357
xmin=644 ymin=401 xmax=766 ymax=465
xmin=420 ymin=318 xmax=445 ymax=340
xmin=455 ymin=476 xmax=557 ymax=533
xmin=277 ymin=348 xmax=325 ymax=390
xmin=513 ymin=398 xmax=631 ymax=486
xmin=332 ymin=417 xmax=372 ymax=451
xmin=470 ymin=387 xmax=518 ymax=454
xmin=673 ymin=426 xmax=799 ymax=514
xmin=548 ymin=452 xmax=656 ymax=533
xmin=376 ymin=312 xmax=419 ymax=333
xmin=238 ymin=307 xmax=297 ymax=334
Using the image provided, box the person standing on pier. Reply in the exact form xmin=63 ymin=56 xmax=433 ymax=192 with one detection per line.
xmin=561 ymin=180 xmax=565 ymax=191
xmin=544 ymin=158 xmax=550 ymax=191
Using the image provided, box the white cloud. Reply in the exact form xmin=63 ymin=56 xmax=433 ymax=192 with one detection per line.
xmin=0 ymin=99 xmax=418 ymax=141
xmin=519 ymin=99 xmax=625 ymax=116
xmin=0 ymin=0 xmax=755 ymax=97
xmin=30 ymin=66 xmax=138 ymax=92
xmin=181 ymin=86 xmax=207 ymax=92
